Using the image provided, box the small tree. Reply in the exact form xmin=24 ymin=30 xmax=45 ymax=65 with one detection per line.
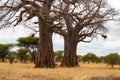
xmin=0 ymin=44 xmax=13 ymax=62
xmin=8 ymin=51 xmax=17 ymax=64
xmin=17 ymin=48 xmax=28 ymax=63
xmin=104 ymin=53 xmax=120 ymax=68
xmin=54 ymin=50 xmax=64 ymax=62
xmin=17 ymin=36 xmax=38 ymax=63
xmin=81 ymin=53 xmax=99 ymax=63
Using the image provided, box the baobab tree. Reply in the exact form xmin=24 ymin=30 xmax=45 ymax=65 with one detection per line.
xmin=50 ymin=0 xmax=116 ymax=67
xmin=0 ymin=0 xmax=55 ymax=68
xmin=0 ymin=0 xmax=117 ymax=67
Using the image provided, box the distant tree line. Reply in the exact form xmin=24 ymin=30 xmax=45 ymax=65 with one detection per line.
xmin=78 ymin=53 xmax=120 ymax=68
xmin=0 ymin=36 xmax=120 ymax=68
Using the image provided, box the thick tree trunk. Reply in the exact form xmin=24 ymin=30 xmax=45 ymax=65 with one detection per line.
xmin=35 ymin=0 xmax=55 ymax=68
xmin=61 ymin=37 xmax=79 ymax=67
xmin=35 ymin=21 xmax=55 ymax=68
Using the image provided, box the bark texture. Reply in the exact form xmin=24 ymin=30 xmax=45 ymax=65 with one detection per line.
xmin=35 ymin=0 xmax=55 ymax=68
xmin=61 ymin=31 xmax=79 ymax=67
xmin=35 ymin=22 xmax=55 ymax=68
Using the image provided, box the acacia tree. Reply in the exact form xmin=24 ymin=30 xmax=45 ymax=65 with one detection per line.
xmin=50 ymin=0 xmax=116 ymax=67
xmin=17 ymin=36 xmax=38 ymax=63
xmin=104 ymin=53 xmax=120 ymax=68
xmin=0 ymin=44 xmax=13 ymax=62
xmin=81 ymin=53 xmax=99 ymax=63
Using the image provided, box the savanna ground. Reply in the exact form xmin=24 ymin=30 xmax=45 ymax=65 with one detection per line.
xmin=0 ymin=62 xmax=120 ymax=80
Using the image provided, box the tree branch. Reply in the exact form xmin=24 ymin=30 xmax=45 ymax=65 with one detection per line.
xmin=63 ymin=0 xmax=78 ymax=4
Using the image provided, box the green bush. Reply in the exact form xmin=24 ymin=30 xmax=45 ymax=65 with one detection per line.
xmin=81 ymin=53 xmax=99 ymax=63
xmin=104 ymin=53 xmax=120 ymax=68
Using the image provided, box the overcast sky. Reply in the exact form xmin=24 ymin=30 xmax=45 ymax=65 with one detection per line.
xmin=0 ymin=0 xmax=120 ymax=56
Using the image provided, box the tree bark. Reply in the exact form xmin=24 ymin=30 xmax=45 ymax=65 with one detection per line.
xmin=35 ymin=0 xmax=55 ymax=68
xmin=35 ymin=21 xmax=55 ymax=68
xmin=61 ymin=35 xmax=79 ymax=67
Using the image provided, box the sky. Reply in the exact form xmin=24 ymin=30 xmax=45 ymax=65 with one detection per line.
xmin=0 ymin=0 xmax=120 ymax=56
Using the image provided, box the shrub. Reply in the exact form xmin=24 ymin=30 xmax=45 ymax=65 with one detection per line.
xmin=81 ymin=53 xmax=99 ymax=63
xmin=104 ymin=53 xmax=120 ymax=68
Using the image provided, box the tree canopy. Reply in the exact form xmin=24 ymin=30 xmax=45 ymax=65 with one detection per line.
xmin=17 ymin=36 xmax=38 ymax=47
xmin=17 ymin=36 xmax=38 ymax=63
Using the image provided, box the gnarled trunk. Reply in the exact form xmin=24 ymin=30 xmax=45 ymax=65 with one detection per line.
xmin=35 ymin=21 xmax=55 ymax=68
xmin=61 ymin=36 xmax=79 ymax=67
xmin=35 ymin=0 xmax=55 ymax=68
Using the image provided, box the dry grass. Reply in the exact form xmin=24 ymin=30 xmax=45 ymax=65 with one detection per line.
xmin=0 ymin=62 xmax=120 ymax=80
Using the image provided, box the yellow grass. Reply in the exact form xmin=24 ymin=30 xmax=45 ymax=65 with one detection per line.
xmin=0 ymin=62 xmax=120 ymax=80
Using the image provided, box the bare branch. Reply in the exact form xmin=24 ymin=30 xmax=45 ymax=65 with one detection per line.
xmin=63 ymin=0 xmax=78 ymax=4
